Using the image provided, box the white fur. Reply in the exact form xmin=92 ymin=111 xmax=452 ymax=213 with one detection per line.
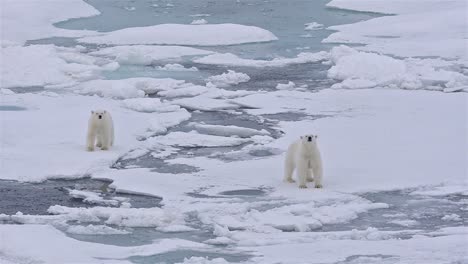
xmin=284 ymin=134 xmax=323 ymax=189
xmin=86 ymin=110 xmax=114 ymax=151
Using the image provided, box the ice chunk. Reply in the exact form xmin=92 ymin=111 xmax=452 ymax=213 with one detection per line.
xmin=79 ymin=24 xmax=278 ymax=46
xmin=150 ymin=131 xmax=250 ymax=148
xmin=0 ymin=225 xmax=208 ymax=263
xmin=90 ymin=45 xmax=213 ymax=65
xmin=205 ymin=70 xmax=250 ymax=87
xmin=188 ymin=123 xmax=270 ymax=138
xmin=2 ymin=0 xmax=98 ymax=44
xmin=191 ymin=19 xmax=208 ymax=25
xmin=66 ymin=224 xmax=130 ymax=235
xmin=328 ymin=46 xmax=468 ymax=90
xmin=276 ymin=81 xmax=296 ymax=90
xmin=67 ymin=189 xmax=119 ymax=206
xmin=171 ymin=97 xmax=241 ymax=111
xmin=1 ymin=45 xmax=115 ymax=89
xmin=441 ymin=214 xmax=461 ymax=221
xmin=325 ymin=0 xmax=466 ymax=59
xmin=121 ymin=98 xmax=180 ymax=113
xmin=75 ymin=78 xmax=188 ymax=99
xmin=304 ymin=22 xmax=324 ymax=30
xmin=156 ymin=64 xmax=198 ymax=71
xmin=195 ymin=51 xmax=329 ymax=67
xmin=48 ymin=205 xmax=185 ymax=228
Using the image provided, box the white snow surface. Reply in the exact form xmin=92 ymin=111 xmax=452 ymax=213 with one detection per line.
xmin=328 ymin=46 xmax=468 ymax=91
xmin=0 ymin=225 xmax=209 ymax=264
xmin=79 ymin=24 xmax=278 ymax=46
xmin=90 ymin=45 xmax=213 ymax=65
xmin=1 ymin=0 xmax=99 ymax=44
xmin=66 ymin=224 xmax=130 ymax=235
xmin=1 ymin=45 xmax=118 ymax=89
xmin=188 ymin=123 xmax=270 ymax=138
xmin=121 ymin=98 xmax=181 ymax=113
xmin=0 ymin=92 xmax=189 ymax=181
xmin=1 ymin=1 xmax=468 ymax=263
xmin=325 ymin=0 xmax=467 ymax=59
xmin=195 ymin=51 xmax=329 ymax=67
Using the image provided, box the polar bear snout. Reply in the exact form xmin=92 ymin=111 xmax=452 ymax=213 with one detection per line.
xmin=307 ymin=136 xmax=312 ymax=142
xmin=98 ymin=115 xmax=102 ymax=119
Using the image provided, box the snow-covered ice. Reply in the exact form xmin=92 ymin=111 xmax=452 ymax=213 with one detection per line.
xmin=195 ymin=51 xmax=329 ymax=67
xmin=1 ymin=0 xmax=467 ymax=263
xmin=67 ymin=189 xmax=119 ymax=206
xmin=325 ymin=0 xmax=467 ymax=59
xmin=328 ymin=45 xmax=468 ymax=91
xmin=90 ymin=45 xmax=213 ymax=66
xmin=191 ymin=19 xmax=208 ymax=25
xmin=1 ymin=0 xmax=98 ymax=45
xmin=205 ymin=70 xmax=250 ymax=87
xmin=1 ymin=45 xmax=117 ymax=89
xmin=79 ymin=24 xmax=278 ymax=46
xmin=304 ymin=22 xmax=324 ymax=30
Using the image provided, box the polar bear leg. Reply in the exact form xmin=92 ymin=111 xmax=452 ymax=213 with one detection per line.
xmin=312 ymin=160 xmax=323 ymax=188
xmin=108 ymin=114 xmax=114 ymax=146
xmin=306 ymin=161 xmax=314 ymax=182
xmin=96 ymin=134 xmax=103 ymax=148
xmin=86 ymin=130 xmax=96 ymax=151
xmin=296 ymin=159 xmax=308 ymax=188
xmin=284 ymin=158 xmax=295 ymax=183
xmin=100 ymin=130 xmax=110 ymax=150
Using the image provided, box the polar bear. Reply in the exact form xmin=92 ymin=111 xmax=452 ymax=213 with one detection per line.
xmin=284 ymin=134 xmax=323 ymax=189
xmin=86 ymin=110 xmax=114 ymax=151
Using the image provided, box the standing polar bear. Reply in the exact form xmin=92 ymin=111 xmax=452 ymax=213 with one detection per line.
xmin=87 ymin=110 xmax=114 ymax=151
xmin=284 ymin=134 xmax=323 ymax=189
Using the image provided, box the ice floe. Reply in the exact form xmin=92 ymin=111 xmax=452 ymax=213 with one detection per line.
xmin=90 ymin=45 xmax=213 ymax=65
xmin=205 ymin=70 xmax=250 ymax=87
xmin=325 ymin=0 xmax=467 ymax=59
xmin=194 ymin=51 xmax=329 ymax=67
xmin=79 ymin=24 xmax=278 ymax=46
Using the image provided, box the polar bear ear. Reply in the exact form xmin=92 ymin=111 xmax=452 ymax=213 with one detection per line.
xmin=315 ymin=135 xmax=318 ymax=138
xmin=103 ymin=110 xmax=106 ymax=114
xmin=91 ymin=110 xmax=94 ymax=114
xmin=300 ymin=136 xmax=303 ymax=139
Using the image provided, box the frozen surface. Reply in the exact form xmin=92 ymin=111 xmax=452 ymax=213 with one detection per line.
xmin=195 ymin=51 xmax=329 ymax=67
xmin=79 ymin=24 xmax=278 ymax=46
xmin=325 ymin=0 xmax=467 ymax=59
xmin=2 ymin=0 xmax=468 ymax=263
xmin=1 ymin=0 xmax=99 ymax=45
xmin=1 ymin=45 xmax=117 ymax=89
xmin=0 ymin=225 xmax=209 ymax=264
xmin=327 ymin=46 xmax=468 ymax=91
xmin=90 ymin=45 xmax=213 ymax=65
xmin=206 ymin=70 xmax=250 ymax=88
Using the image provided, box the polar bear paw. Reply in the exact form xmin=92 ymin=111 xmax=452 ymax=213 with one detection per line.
xmin=315 ymin=184 xmax=323 ymax=189
xmin=87 ymin=146 xmax=94 ymax=152
xmin=299 ymin=184 xmax=308 ymax=189
xmin=285 ymin=178 xmax=296 ymax=183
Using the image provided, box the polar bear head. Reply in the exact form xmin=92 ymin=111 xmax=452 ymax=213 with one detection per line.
xmin=300 ymin=134 xmax=318 ymax=152
xmin=90 ymin=110 xmax=108 ymax=121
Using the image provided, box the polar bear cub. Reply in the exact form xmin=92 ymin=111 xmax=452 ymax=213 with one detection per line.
xmin=284 ymin=134 xmax=323 ymax=189
xmin=87 ymin=110 xmax=114 ymax=151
